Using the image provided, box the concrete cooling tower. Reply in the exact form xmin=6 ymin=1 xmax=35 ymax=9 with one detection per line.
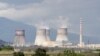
xmin=34 ymin=27 xmax=55 ymax=47
xmin=55 ymin=27 xmax=71 ymax=47
xmin=14 ymin=30 xmax=25 ymax=47
xmin=34 ymin=28 xmax=50 ymax=46
xmin=56 ymin=27 xmax=68 ymax=42
xmin=43 ymin=28 xmax=54 ymax=47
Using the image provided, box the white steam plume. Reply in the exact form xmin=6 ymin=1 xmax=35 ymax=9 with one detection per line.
xmin=31 ymin=16 xmax=69 ymax=29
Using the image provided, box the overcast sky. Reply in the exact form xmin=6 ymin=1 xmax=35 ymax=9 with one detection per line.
xmin=0 ymin=0 xmax=100 ymax=38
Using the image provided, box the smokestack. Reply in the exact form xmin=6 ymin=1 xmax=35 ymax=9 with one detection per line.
xmin=14 ymin=29 xmax=25 ymax=47
xmin=78 ymin=18 xmax=84 ymax=47
xmin=80 ymin=18 xmax=83 ymax=45
xmin=34 ymin=27 xmax=49 ymax=46
xmin=56 ymin=27 xmax=68 ymax=46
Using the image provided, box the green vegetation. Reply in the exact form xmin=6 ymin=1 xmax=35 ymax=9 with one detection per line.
xmin=0 ymin=47 xmax=2 ymax=51
xmin=0 ymin=47 xmax=100 ymax=56
xmin=63 ymin=49 xmax=84 ymax=56
xmin=32 ymin=48 xmax=49 ymax=56
xmin=13 ymin=52 xmax=24 ymax=56
xmin=95 ymin=49 xmax=100 ymax=56
xmin=0 ymin=45 xmax=14 ymax=51
xmin=2 ymin=46 xmax=13 ymax=50
xmin=64 ymin=49 xmax=76 ymax=56
xmin=33 ymin=49 xmax=85 ymax=56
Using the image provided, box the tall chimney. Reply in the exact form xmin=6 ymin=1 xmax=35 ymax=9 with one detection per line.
xmin=78 ymin=18 xmax=84 ymax=47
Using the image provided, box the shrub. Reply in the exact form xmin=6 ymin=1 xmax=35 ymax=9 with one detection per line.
xmin=1 ymin=45 xmax=14 ymax=50
xmin=57 ymin=53 xmax=63 ymax=56
xmin=64 ymin=49 xmax=77 ymax=56
xmin=32 ymin=48 xmax=49 ymax=56
xmin=13 ymin=52 xmax=24 ymax=56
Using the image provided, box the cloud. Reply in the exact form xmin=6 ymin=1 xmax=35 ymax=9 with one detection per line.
xmin=0 ymin=2 xmax=48 ymax=20
xmin=0 ymin=0 xmax=100 ymax=37
xmin=0 ymin=0 xmax=43 ymax=5
xmin=0 ymin=2 xmax=9 ymax=9
xmin=0 ymin=0 xmax=70 ymax=19
xmin=0 ymin=0 xmax=69 ymax=28
xmin=0 ymin=7 xmax=47 ymax=20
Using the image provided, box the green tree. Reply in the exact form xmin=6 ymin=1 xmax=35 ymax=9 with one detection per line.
xmin=13 ymin=52 xmax=24 ymax=56
xmin=1 ymin=45 xmax=14 ymax=50
xmin=57 ymin=53 xmax=63 ymax=56
xmin=0 ymin=47 xmax=2 ymax=51
xmin=32 ymin=48 xmax=49 ymax=56
xmin=95 ymin=49 xmax=100 ymax=56
xmin=63 ymin=49 xmax=85 ymax=56
xmin=64 ymin=49 xmax=77 ymax=56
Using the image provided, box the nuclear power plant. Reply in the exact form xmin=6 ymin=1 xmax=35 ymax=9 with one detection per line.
xmin=13 ymin=18 xmax=100 ymax=49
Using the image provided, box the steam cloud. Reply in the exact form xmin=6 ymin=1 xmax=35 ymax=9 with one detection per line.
xmin=30 ymin=16 xmax=69 ymax=29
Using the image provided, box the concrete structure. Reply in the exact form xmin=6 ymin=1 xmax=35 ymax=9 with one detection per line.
xmin=78 ymin=18 xmax=85 ymax=48
xmin=34 ymin=27 xmax=51 ymax=46
xmin=55 ymin=27 xmax=72 ymax=47
xmin=56 ymin=27 xmax=68 ymax=42
xmin=14 ymin=30 xmax=25 ymax=47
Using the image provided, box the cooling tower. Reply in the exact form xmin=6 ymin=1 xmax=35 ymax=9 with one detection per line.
xmin=14 ymin=30 xmax=25 ymax=47
xmin=43 ymin=28 xmax=54 ymax=47
xmin=35 ymin=28 xmax=48 ymax=46
xmin=56 ymin=27 xmax=68 ymax=43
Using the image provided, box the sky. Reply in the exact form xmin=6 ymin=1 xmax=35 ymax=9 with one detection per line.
xmin=0 ymin=0 xmax=100 ymax=39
